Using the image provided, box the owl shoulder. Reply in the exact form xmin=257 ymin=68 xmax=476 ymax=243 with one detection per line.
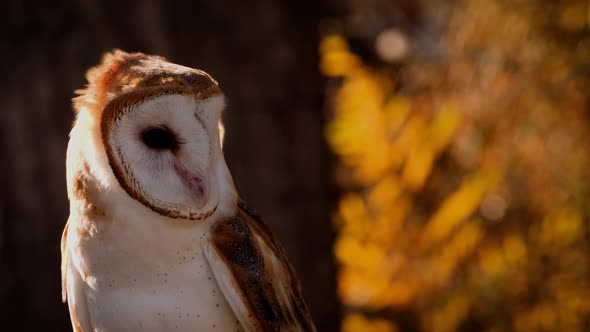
xmin=206 ymin=200 xmax=316 ymax=332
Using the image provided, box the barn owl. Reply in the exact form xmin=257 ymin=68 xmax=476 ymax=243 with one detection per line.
xmin=61 ymin=50 xmax=316 ymax=332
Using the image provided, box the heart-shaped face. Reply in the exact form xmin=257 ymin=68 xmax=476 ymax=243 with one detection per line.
xmin=101 ymin=87 xmax=226 ymax=220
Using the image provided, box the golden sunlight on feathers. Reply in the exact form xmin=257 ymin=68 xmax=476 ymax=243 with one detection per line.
xmin=62 ymin=50 xmax=316 ymax=332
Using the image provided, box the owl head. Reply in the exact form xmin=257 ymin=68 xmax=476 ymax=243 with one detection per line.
xmin=70 ymin=50 xmax=234 ymax=220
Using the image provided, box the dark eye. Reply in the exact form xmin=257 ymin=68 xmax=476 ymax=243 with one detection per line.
xmin=141 ymin=127 xmax=179 ymax=151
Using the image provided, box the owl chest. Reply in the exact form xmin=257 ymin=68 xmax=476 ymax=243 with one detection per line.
xmin=76 ymin=217 xmax=241 ymax=332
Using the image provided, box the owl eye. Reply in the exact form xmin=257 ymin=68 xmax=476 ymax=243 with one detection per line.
xmin=141 ymin=126 xmax=179 ymax=151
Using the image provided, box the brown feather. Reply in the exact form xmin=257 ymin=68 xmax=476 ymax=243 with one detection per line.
xmin=210 ymin=200 xmax=317 ymax=332
xmin=73 ymin=49 xmax=220 ymax=114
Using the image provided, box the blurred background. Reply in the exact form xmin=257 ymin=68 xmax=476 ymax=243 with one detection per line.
xmin=2 ymin=0 xmax=589 ymax=331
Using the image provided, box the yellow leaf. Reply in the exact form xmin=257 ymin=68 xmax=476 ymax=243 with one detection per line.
xmin=320 ymin=52 xmax=361 ymax=77
xmin=342 ymin=314 xmax=399 ymax=332
xmin=429 ymin=102 xmax=462 ymax=153
xmin=421 ymin=168 xmax=501 ymax=249
xmin=320 ymin=35 xmax=349 ymax=54
xmin=503 ymin=234 xmax=527 ymax=266
xmin=401 ymin=143 xmax=434 ymax=191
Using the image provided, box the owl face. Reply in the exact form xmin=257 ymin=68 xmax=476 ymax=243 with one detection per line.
xmin=101 ymin=86 xmax=225 ymax=220
xmin=69 ymin=51 xmax=235 ymax=220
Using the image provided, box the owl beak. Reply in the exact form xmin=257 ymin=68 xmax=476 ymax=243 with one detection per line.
xmin=174 ymin=161 xmax=210 ymax=207
xmin=188 ymin=175 xmax=208 ymax=200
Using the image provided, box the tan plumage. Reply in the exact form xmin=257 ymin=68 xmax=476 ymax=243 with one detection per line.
xmin=62 ymin=50 xmax=316 ymax=332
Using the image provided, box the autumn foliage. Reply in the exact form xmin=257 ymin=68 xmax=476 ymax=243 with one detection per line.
xmin=321 ymin=1 xmax=590 ymax=331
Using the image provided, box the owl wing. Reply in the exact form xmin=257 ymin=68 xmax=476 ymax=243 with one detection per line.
xmin=61 ymin=221 xmax=69 ymax=303
xmin=61 ymin=220 xmax=94 ymax=332
xmin=204 ymin=201 xmax=316 ymax=332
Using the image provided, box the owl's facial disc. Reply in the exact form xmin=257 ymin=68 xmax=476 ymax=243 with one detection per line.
xmin=102 ymin=90 xmax=223 ymax=220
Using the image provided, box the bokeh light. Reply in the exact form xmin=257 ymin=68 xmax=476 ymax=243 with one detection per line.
xmin=321 ymin=0 xmax=590 ymax=330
